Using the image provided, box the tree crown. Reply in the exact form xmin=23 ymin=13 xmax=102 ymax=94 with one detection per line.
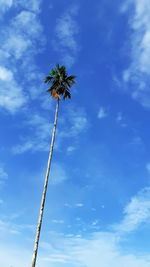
xmin=44 ymin=64 xmax=76 ymax=100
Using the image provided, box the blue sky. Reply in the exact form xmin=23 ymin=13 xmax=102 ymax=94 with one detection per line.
xmin=1 ymin=0 xmax=150 ymax=266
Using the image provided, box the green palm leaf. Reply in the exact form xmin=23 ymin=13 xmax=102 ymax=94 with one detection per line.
xmin=44 ymin=64 xmax=76 ymax=100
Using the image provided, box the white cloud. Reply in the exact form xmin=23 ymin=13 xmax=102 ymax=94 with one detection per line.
xmin=114 ymin=187 xmax=150 ymax=233
xmin=1 ymin=10 xmax=43 ymax=61
xmin=0 ymin=0 xmax=13 ymax=13
xmin=13 ymin=142 xmax=34 ymax=154
xmin=0 ymin=66 xmax=27 ymax=113
xmin=0 ymin=167 xmax=8 ymax=179
xmin=3 ymin=34 xmax=32 ymax=60
xmin=67 ymin=146 xmax=76 ymax=153
xmin=53 ymin=106 xmax=88 ymax=150
xmin=0 ymin=228 xmax=149 ymax=267
xmin=116 ymin=112 xmax=127 ymax=127
xmin=16 ymin=0 xmax=41 ymax=13
xmin=91 ymin=220 xmax=99 ymax=226
xmin=1 ymin=187 xmax=150 ymax=267
xmin=0 ymin=244 xmax=31 ymax=267
xmin=0 ymin=66 xmax=13 ymax=81
xmin=130 ymin=136 xmax=143 ymax=146
xmin=0 ymin=166 xmax=8 ymax=184
xmin=0 ymin=0 xmax=41 ymax=14
xmin=55 ymin=8 xmax=78 ymax=51
xmin=0 ymin=214 xmax=34 ymax=238
xmin=98 ymin=107 xmax=108 ymax=119
xmin=0 ymin=239 xmax=52 ymax=267
xmin=122 ymin=0 xmax=150 ymax=107
xmin=12 ymin=113 xmax=52 ymax=153
xmin=54 ymin=5 xmax=79 ymax=66
xmin=64 ymin=203 xmax=72 ymax=208
xmin=59 ymin=106 xmax=88 ymax=139
xmin=13 ymin=11 xmax=42 ymax=38
xmin=75 ymin=203 xmax=84 ymax=207
xmin=0 ymin=3 xmax=44 ymax=113
xmin=13 ymin=105 xmax=88 ymax=153
xmin=39 ymin=231 xmax=150 ymax=267
xmin=27 ymin=114 xmax=51 ymax=139
xmin=0 ymin=220 xmax=21 ymax=235
xmin=52 ymin=219 xmax=64 ymax=224
xmin=116 ymin=112 xmax=123 ymax=122
xmin=50 ymin=163 xmax=68 ymax=185
xmin=70 ymin=115 xmax=88 ymax=136
xmin=146 ymin=163 xmax=150 ymax=173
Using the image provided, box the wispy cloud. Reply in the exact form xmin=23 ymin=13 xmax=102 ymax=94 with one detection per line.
xmin=68 ymin=114 xmax=88 ymax=136
xmin=1 ymin=187 xmax=150 ymax=266
xmin=12 ymin=113 xmax=52 ymax=153
xmin=122 ymin=0 xmax=150 ymax=108
xmin=146 ymin=163 xmax=150 ymax=174
xmin=59 ymin=105 xmax=88 ymax=138
xmin=75 ymin=203 xmax=84 ymax=207
xmin=97 ymin=107 xmax=108 ymax=119
xmin=50 ymin=163 xmax=68 ymax=185
xmin=52 ymin=219 xmax=64 ymax=224
xmin=130 ymin=136 xmax=143 ymax=146
xmin=0 ymin=220 xmax=20 ymax=235
xmin=0 ymin=66 xmax=27 ymax=113
xmin=0 ymin=244 xmax=31 ymax=267
xmin=67 ymin=146 xmax=76 ymax=154
xmin=0 ymin=166 xmax=8 ymax=185
xmin=14 ymin=0 xmax=42 ymax=13
xmin=40 ymin=187 xmax=150 ymax=266
xmin=116 ymin=112 xmax=128 ymax=127
xmin=39 ymin=231 xmax=150 ymax=267
xmin=54 ymin=5 xmax=79 ymax=67
xmin=114 ymin=187 xmax=150 ymax=233
xmin=0 ymin=216 xmax=34 ymax=236
xmin=116 ymin=112 xmax=123 ymax=122
xmin=0 ymin=0 xmax=13 ymax=14
xmin=0 ymin=1 xmax=44 ymax=113
xmin=13 ymin=105 xmax=88 ymax=153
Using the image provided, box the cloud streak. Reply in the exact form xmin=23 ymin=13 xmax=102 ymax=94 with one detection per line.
xmin=54 ymin=5 xmax=79 ymax=67
xmin=50 ymin=163 xmax=68 ymax=185
xmin=0 ymin=1 xmax=44 ymax=113
xmin=122 ymin=0 xmax=150 ymax=108
xmin=13 ymin=105 xmax=88 ymax=153
xmin=0 ymin=0 xmax=13 ymax=14
xmin=1 ymin=186 xmax=150 ymax=266
xmin=114 ymin=187 xmax=150 ymax=233
xmin=40 ymin=187 xmax=150 ymax=266
xmin=0 ymin=166 xmax=8 ymax=185
xmin=98 ymin=107 xmax=108 ymax=119
xmin=0 ymin=66 xmax=27 ymax=113
xmin=39 ymin=231 xmax=150 ymax=267
xmin=12 ymin=113 xmax=53 ymax=153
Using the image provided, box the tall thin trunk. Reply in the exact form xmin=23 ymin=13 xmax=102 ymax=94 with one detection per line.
xmin=31 ymin=99 xmax=59 ymax=267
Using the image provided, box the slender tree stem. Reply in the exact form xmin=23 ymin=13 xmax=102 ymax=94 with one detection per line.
xmin=31 ymin=99 xmax=59 ymax=267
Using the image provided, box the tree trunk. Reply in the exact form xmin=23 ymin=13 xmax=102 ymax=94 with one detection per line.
xmin=31 ymin=99 xmax=59 ymax=267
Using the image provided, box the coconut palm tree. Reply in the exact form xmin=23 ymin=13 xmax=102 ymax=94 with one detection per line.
xmin=31 ymin=64 xmax=76 ymax=267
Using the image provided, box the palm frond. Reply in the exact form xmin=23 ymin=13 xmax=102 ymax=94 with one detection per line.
xmin=63 ymin=90 xmax=71 ymax=99
xmin=67 ymin=75 xmax=76 ymax=81
xmin=44 ymin=76 xmax=53 ymax=84
xmin=44 ymin=64 xmax=76 ymax=100
xmin=49 ymin=68 xmax=56 ymax=76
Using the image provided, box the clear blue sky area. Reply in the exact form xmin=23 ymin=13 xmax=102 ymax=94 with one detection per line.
xmin=0 ymin=0 xmax=150 ymax=266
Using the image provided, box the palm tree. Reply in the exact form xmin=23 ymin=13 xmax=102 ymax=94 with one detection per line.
xmin=31 ymin=64 xmax=76 ymax=267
